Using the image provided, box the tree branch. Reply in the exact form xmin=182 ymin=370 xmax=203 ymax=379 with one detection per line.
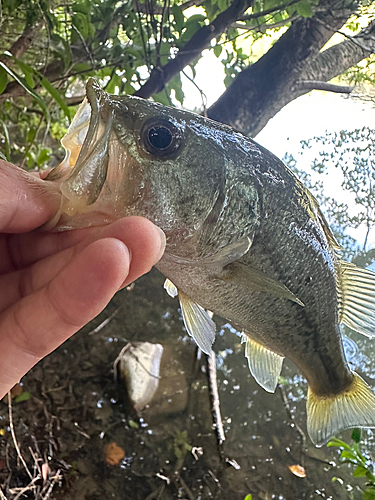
xmin=299 ymin=19 xmax=375 ymax=85
xmin=134 ymin=0 xmax=254 ymax=98
xmin=206 ymin=2 xmax=358 ymax=136
xmin=1 ymin=22 xmax=43 ymax=61
xmin=133 ymin=0 xmax=204 ymax=15
xmin=295 ymin=80 xmax=354 ymax=93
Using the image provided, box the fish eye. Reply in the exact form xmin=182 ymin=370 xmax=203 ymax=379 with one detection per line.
xmin=141 ymin=118 xmax=182 ymax=157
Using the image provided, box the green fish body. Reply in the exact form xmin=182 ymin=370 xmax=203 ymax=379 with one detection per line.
xmin=45 ymin=79 xmax=375 ymax=446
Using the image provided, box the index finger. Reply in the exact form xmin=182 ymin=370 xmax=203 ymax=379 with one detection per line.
xmin=0 ymin=160 xmax=61 ymax=233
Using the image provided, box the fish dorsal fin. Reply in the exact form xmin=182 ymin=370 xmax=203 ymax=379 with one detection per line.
xmin=178 ymin=290 xmax=216 ymax=355
xmin=241 ymin=334 xmax=284 ymax=393
xmin=164 ymin=278 xmax=178 ymax=298
xmin=338 ymin=261 xmax=375 ymax=337
xmin=219 ymin=261 xmax=304 ymax=306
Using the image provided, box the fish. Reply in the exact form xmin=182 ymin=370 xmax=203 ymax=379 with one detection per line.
xmin=44 ymin=78 xmax=375 ymax=447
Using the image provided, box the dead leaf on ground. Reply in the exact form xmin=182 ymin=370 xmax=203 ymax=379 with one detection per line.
xmin=288 ymin=464 xmax=306 ymax=478
xmin=103 ymin=442 xmax=125 ymax=466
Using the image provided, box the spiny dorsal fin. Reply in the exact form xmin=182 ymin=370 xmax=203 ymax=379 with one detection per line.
xmin=219 ymin=261 xmax=304 ymax=306
xmin=178 ymin=290 xmax=216 ymax=355
xmin=338 ymin=261 xmax=375 ymax=337
xmin=307 ymin=371 xmax=375 ymax=446
xmin=241 ymin=334 xmax=284 ymax=393
xmin=164 ymin=278 xmax=178 ymax=298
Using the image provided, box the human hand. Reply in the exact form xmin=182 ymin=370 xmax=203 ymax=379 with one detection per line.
xmin=0 ymin=160 xmax=165 ymax=399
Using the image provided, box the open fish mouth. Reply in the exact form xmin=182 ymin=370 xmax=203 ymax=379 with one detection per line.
xmin=44 ymin=79 xmax=134 ymax=230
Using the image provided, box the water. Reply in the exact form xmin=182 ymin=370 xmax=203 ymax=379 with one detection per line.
xmin=1 ymin=269 xmax=374 ymax=499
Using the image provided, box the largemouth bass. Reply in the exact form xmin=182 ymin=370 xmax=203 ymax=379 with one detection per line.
xmin=45 ymin=78 xmax=375 ymax=447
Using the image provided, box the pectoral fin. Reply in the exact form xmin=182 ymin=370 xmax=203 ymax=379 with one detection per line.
xmin=338 ymin=261 xmax=375 ymax=337
xmin=219 ymin=261 xmax=304 ymax=306
xmin=241 ymin=335 xmax=284 ymax=393
xmin=178 ymin=290 xmax=216 ymax=355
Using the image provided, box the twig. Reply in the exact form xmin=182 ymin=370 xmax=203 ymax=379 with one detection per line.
xmin=176 ymin=474 xmax=195 ymax=500
xmin=12 ymin=476 xmax=40 ymax=500
xmin=41 ymin=469 xmax=61 ymax=500
xmin=88 ymin=304 xmax=123 ymax=335
xmin=182 ymin=69 xmax=207 ymax=116
xmin=144 ymin=484 xmax=165 ymax=500
xmin=278 ymin=384 xmax=307 ymax=453
xmin=0 ymin=487 xmax=8 ymax=500
xmin=206 ymin=352 xmax=226 ymax=449
xmin=8 ymin=391 xmax=33 ymax=480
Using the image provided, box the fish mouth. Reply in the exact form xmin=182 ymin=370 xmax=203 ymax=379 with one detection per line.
xmin=44 ymin=79 xmax=133 ymax=230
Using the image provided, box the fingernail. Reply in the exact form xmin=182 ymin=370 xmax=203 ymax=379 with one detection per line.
xmin=155 ymin=225 xmax=166 ymax=262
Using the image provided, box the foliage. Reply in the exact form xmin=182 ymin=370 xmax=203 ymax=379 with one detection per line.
xmin=328 ymin=429 xmax=375 ymax=500
xmin=284 ymin=127 xmax=375 ymax=263
xmin=0 ymin=0 xmax=374 ymax=168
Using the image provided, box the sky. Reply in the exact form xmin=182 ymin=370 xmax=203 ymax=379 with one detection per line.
xmin=181 ymin=51 xmax=375 ymax=250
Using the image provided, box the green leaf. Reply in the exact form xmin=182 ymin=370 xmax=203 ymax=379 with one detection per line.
xmin=364 ymin=488 xmax=375 ymax=500
xmin=0 ymin=61 xmax=50 ymax=132
xmin=15 ymin=391 xmax=31 ymax=403
xmin=213 ymin=44 xmax=222 ymax=58
xmin=340 ymin=450 xmax=357 ymax=462
xmin=14 ymin=60 xmax=35 ymax=88
xmin=0 ymin=119 xmax=11 ymax=161
xmin=40 ymin=77 xmax=70 ymax=122
xmin=0 ymin=151 xmax=6 ymax=161
xmin=296 ymin=0 xmax=313 ymax=17
xmin=353 ymin=465 xmax=368 ymax=477
xmin=0 ymin=67 xmax=7 ymax=94
xmin=327 ymin=438 xmax=352 ymax=450
xmin=72 ymin=12 xmax=90 ymax=40
xmin=244 ymin=495 xmax=252 ymax=500
xmin=172 ymin=4 xmax=184 ymax=32
xmin=351 ymin=428 xmax=361 ymax=443
xmin=37 ymin=148 xmax=51 ymax=166
xmin=128 ymin=419 xmax=139 ymax=429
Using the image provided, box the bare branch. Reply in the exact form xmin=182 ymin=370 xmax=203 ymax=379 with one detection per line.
xmin=134 ymin=0 xmax=255 ymax=98
xmin=1 ymin=22 xmax=43 ymax=61
xmin=232 ymin=15 xmax=297 ymax=32
xmin=295 ymin=80 xmax=354 ymax=93
xmin=134 ymin=0 xmax=204 ymax=15
xmin=240 ymin=0 xmax=300 ymax=21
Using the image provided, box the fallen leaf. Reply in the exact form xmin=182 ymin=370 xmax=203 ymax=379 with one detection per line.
xmin=288 ymin=464 xmax=306 ymax=478
xmin=103 ymin=442 xmax=125 ymax=466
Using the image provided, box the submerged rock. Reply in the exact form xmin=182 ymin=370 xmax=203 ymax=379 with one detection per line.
xmin=119 ymin=342 xmax=188 ymax=419
xmin=119 ymin=342 xmax=164 ymax=412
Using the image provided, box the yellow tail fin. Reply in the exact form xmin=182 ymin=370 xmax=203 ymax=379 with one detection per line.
xmin=307 ymin=372 xmax=375 ymax=446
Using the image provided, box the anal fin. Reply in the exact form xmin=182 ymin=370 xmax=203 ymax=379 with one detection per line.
xmin=178 ymin=290 xmax=216 ymax=355
xmin=338 ymin=261 xmax=375 ymax=337
xmin=242 ymin=334 xmax=284 ymax=393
